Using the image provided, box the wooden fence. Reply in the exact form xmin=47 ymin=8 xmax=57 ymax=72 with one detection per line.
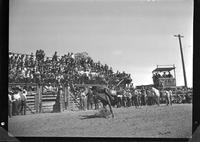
xmin=9 ymin=83 xmax=82 ymax=113
xmin=9 ymin=83 xmax=38 ymax=113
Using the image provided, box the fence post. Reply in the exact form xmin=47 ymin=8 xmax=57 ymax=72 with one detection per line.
xmin=35 ymin=84 xmax=42 ymax=113
xmin=39 ymin=85 xmax=42 ymax=113
xmin=67 ymin=86 xmax=71 ymax=110
xmin=64 ymin=86 xmax=67 ymax=109
xmin=58 ymin=86 xmax=64 ymax=112
xmin=35 ymin=85 xmax=39 ymax=113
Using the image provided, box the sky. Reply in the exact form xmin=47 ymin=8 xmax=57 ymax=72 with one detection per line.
xmin=9 ymin=0 xmax=193 ymax=87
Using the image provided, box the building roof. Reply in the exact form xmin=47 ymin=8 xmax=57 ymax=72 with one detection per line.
xmin=152 ymin=67 xmax=175 ymax=73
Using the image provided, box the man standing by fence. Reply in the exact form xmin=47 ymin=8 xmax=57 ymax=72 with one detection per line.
xmin=19 ymin=86 xmax=27 ymax=115
xmin=12 ymin=87 xmax=21 ymax=115
xmin=53 ymin=85 xmax=64 ymax=112
xmin=87 ymin=88 xmax=94 ymax=110
xmin=141 ymin=87 xmax=147 ymax=106
xmin=126 ymin=89 xmax=132 ymax=107
xmin=8 ymin=90 xmax=14 ymax=118
xmin=80 ymin=88 xmax=87 ymax=111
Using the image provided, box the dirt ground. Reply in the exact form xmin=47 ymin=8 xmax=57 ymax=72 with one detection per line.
xmin=8 ymin=104 xmax=192 ymax=138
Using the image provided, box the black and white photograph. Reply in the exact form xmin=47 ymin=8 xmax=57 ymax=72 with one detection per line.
xmin=8 ymin=0 xmax=193 ymax=138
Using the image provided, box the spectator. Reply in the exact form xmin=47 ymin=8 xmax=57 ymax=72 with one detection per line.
xmin=12 ymin=87 xmax=21 ymax=115
xmin=167 ymin=71 xmax=173 ymax=78
xmin=157 ymin=73 xmax=161 ymax=78
xmin=20 ymin=87 xmax=27 ymax=115
xmin=8 ymin=90 xmax=14 ymax=118
xmin=80 ymin=88 xmax=87 ymax=110
xmin=141 ymin=88 xmax=146 ymax=106
xmin=126 ymin=89 xmax=132 ymax=107
xmin=162 ymin=72 xmax=167 ymax=78
xmin=152 ymin=73 xmax=156 ymax=84
xmin=87 ymin=88 xmax=94 ymax=110
xmin=9 ymin=50 xmax=133 ymax=95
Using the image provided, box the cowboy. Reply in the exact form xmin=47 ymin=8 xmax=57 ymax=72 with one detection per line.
xmin=12 ymin=86 xmax=22 ymax=115
xmin=80 ymin=88 xmax=87 ymax=110
xmin=117 ymin=89 xmax=123 ymax=108
xmin=146 ymin=88 xmax=152 ymax=105
xmin=21 ymin=87 xmax=27 ymax=115
xmin=17 ymin=86 xmax=27 ymax=115
xmin=141 ymin=88 xmax=147 ymax=106
xmin=122 ymin=89 xmax=126 ymax=107
xmin=126 ymin=89 xmax=132 ymax=107
xmin=8 ymin=90 xmax=14 ymax=118
xmin=87 ymin=87 xmax=94 ymax=110
xmin=132 ymin=89 xmax=139 ymax=108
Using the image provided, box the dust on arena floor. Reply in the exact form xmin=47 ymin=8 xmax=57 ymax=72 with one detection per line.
xmin=8 ymin=104 xmax=192 ymax=138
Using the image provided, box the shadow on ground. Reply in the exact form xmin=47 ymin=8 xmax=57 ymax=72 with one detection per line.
xmin=79 ymin=114 xmax=107 ymax=120
xmin=80 ymin=109 xmax=112 ymax=120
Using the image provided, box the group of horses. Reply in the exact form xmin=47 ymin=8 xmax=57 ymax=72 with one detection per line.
xmin=83 ymin=85 xmax=173 ymax=118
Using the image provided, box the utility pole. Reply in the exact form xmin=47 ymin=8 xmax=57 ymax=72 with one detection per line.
xmin=174 ymin=34 xmax=188 ymax=89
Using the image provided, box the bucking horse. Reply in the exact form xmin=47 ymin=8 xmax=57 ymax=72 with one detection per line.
xmin=90 ymin=85 xmax=115 ymax=118
xmin=89 ymin=76 xmax=132 ymax=118
xmin=74 ymin=75 xmax=132 ymax=118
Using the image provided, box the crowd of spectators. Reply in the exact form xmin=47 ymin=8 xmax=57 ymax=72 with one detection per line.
xmin=152 ymin=71 xmax=173 ymax=87
xmin=9 ymin=50 xmax=132 ymax=89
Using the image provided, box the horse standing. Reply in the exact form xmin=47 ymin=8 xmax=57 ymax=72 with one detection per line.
xmin=151 ymin=87 xmax=160 ymax=106
xmin=90 ymin=86 xmax=114 ymax=118
xmin=161 ymin=89 xmax=172 ymax=106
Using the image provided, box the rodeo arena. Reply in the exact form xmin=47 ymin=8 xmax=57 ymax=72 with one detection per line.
xmin=8 ymin=50 xmax=193 ymax=138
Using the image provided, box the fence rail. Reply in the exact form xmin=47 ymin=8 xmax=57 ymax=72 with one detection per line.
xmin=9 ymin=83 xmax=82 ymax=114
